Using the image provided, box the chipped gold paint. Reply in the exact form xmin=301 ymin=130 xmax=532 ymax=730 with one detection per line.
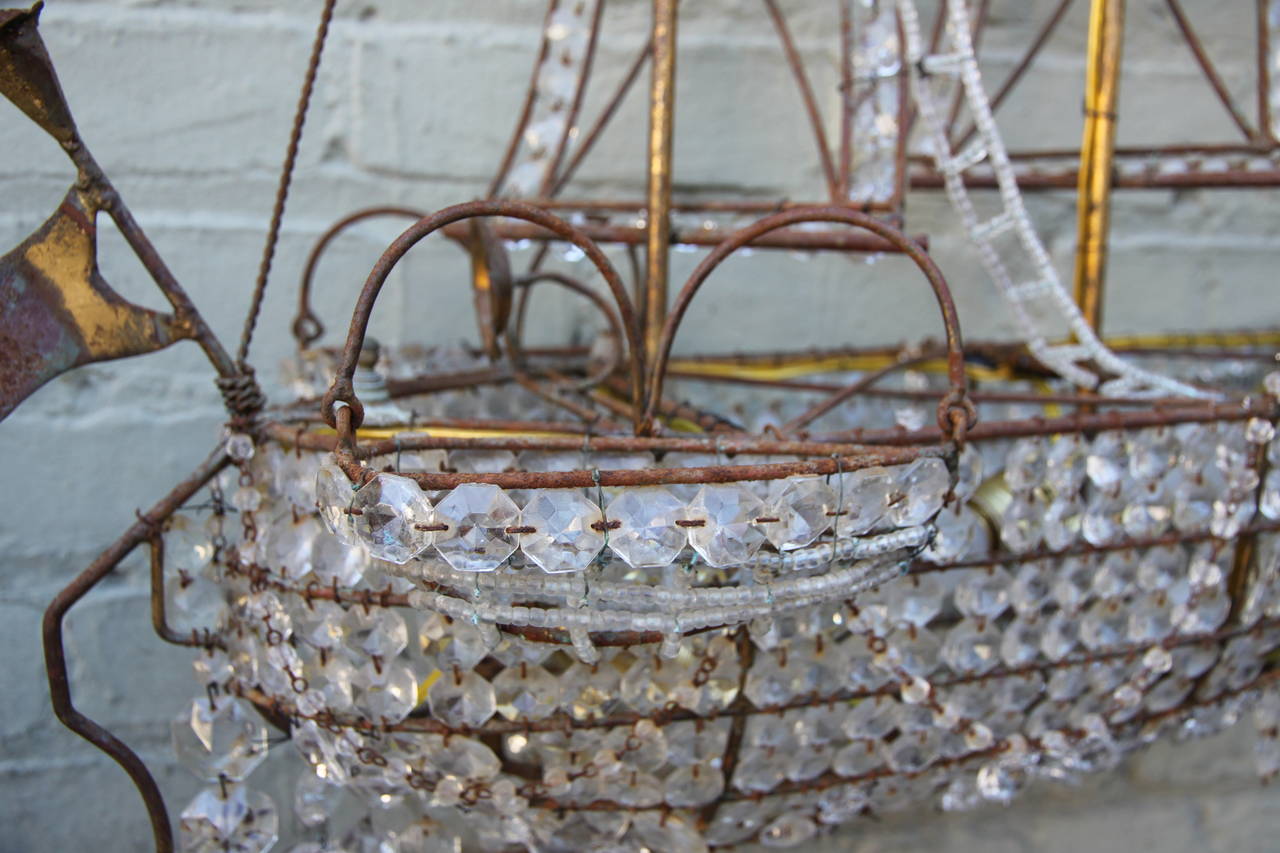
xmin=21 ymin=201 xmax=175 ymax=359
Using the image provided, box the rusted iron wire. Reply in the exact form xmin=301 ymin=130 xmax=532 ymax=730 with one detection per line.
xmin=238 ymin=0 xmax=337 ymax=366
xmin=44 ymin=447 xmax=232 ymax=853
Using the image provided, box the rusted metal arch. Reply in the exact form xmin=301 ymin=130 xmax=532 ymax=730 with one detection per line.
xmin=292 ymin=206 xmax=429 ymax=349
xmin=42 ymin=447 xmax=232 ymax=853
xmin=321 ymin=200 xmax=647 ymax=434
xmin=643 ymin=205 xmax=975 ymax=439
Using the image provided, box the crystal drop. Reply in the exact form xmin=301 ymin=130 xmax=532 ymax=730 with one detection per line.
xmin=882 ymin=729 xmax=938 ymax=774
xmin=168 ymin=568 xmax=228 ymax=633
xmin=685 ymin=484 xmax=767 ymax=567
xmin=1210 ymin=497 xmax=1253 ymax=539
xmin=1082 ymin=489 xmax=1124 ymax=546
xmin=1137 ymin=545 xmax=1183 ymax=591
xmin=416 ymin=611 xmax=448 ymax=654
xmin=838 ymin=466 xmax=894 ymax=534
xmin=605 ymin=486 xmax=686 ymax=568
xmin=760 ymin=477 xmax=836 ymax=550
xmin=833 ymin=739 xmax=883 ymax=777
xmin=1040 ymin=612 xmax=1079 ymax=660
xmin=1129 ymin=428 xmax=1178 ymax=482
xmin=1043 ymin=496 xmax=1083 ymax=550
xmin=925 ymin=503 xmax=988 ymax=562
xmin=226 ymin=432 xmax=256 ymax=462
xmin=493 ymin=663 xmax=559 ymax=721
xmin=758 ymin=813 xmax=817 ymax=848
xmin=426 ymin=733 xmax=501 ymax=781
xmin=232 ymin=485 xmax=263 ymax=513
xmin=953 ymin=567 xmax=1011 ymax=618
xmin=172 ymin=696 xmax=270 ymax=782
xmin=344 ymin=606 xmax=408 ymax=660
xmin=955 ymin=444 xmax=985 ymax=500
xmin=561 ymin=661 xmax=621 ymax=720
xmin=347 ymin=473 xmax=435 ymax=564
xmin=427 ymin=669 xmax=496 ymax=727
xmin=432 ymin=483 xmax=520 ymax=572
xmin=664 ymin=764 xmax=725 ymax=807
xmin=887 ymin=457 xmax=949 ymax=527
xmin=310 ymin=535 xmax=366 ymax=587
xmin=1080 ymin=599 xmax=1126 ymax=651
xmin=520 ymin=489 xmax=605 ymax=573
xmin=436 ymin=619 xmax=499 ymax=669
xmin=817 ymin=785 xmax=869 ymax=824
xmin=352 ymin=660 xmax=419 ymax=722
xmin=1176 ymin=588 xmax=1231 ymax=634
xmin=1045 ymin=436 xmax=1087 ymax=496
xmin=296 ymin=600 xmax=345 ymax=651
xmin=887 ymin=573 xmax=946 ymax=627
xmin=1128 ymin=591 xmax=1174 ymax=643
xmin=1000 ymin=493 xmax=1041 ymax=552
xmin=179 ymin=785 xmax=278 ymax=853
xmin=1005 ymin=439 xmax=1047 ymax=493
xmin=941 ymin=620 xmax=1001 ymax=674
xmin=1093 ymin=550 xmax=1138 ymax=598
xmin=732 ymin=748 xmax=785 ymax=792
xmin=1010 ymin=561 xmax=1051 ymax=615
xmin=628 ymin=811 xmax=708 ymax=853
xmin=1050 ymin=557 xmax=1092 ymax=612
xmin=1000 ymin=617 xmax=1041 ymax=667
xmin=165 ymin=514 xmax=216 ymax=571
xmin=316 ymin=461 xmax=358 ymax=540
xmin=1261 ymin=470 xmax=1280 ymax=520
xmin=619 ymin=653 xmax=678 ymax=713
xmin=261 ymin=515 xmax=320 ymax=579
xmin=292 ymin=769 xmax=336 ymax=828
xmin=1086 ymin=432 xmax=1126 ymax=491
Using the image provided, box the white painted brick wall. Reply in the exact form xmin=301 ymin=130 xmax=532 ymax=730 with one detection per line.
xmin=0 ymin=1 xmax=1277 ymax=850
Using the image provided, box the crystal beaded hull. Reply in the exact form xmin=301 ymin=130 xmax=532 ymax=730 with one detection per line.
xmin=157 ymin=348 xmax=1280 ymax=851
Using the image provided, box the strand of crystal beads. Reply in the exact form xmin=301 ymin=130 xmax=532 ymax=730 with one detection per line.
xmin=897 ymin=0 xmax=1208 ymax=399
xmin=317 ymin=457 xmax=949 ymax=574
xmin=499 ymin=1 xmax=600 ymax=196
xmin=846 ymin=0 xmax=903 ymax=203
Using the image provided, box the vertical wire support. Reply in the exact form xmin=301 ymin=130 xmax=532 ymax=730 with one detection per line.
xmin=644 ymin=0 xmax=679 ymax=370
xmin=1072 ymin=0 xmax=1124 ymax=335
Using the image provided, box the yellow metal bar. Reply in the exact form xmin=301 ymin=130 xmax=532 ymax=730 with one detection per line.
xmin=1072 ymin=0 xmax=1124 ymax=333
xmin=644 ymin=0 xmax=678 ymax=364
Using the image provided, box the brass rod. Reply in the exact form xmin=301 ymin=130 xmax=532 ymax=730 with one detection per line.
xmin=1072 ymin=0 xmax=1124 ymax=334
xmin=644 ymin=0 xmax=679 ymax=366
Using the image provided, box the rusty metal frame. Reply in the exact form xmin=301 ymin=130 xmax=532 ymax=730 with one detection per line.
xmin=3 ymin=0 xmax=1280 ymax=849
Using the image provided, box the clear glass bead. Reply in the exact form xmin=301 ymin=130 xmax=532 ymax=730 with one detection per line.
xmin=685 ymin=484 xmax=767 ymax=567
xmin=349 ymin=473 xmax=435 ymax=565
xmin=520 ymin=489 xmax=605 ymax=573
xmin=432 ymin=483 xmax=520 ymax=572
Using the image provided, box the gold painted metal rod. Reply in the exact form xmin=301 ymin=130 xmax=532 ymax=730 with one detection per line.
xmin=1072 ymin=0 xmax=1124 ymax=334
xmin=644 ymin=0 xmax=679 ymax=368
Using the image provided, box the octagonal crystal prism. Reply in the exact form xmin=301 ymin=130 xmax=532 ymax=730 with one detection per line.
xmin=685 ymin=484 xmax=767 ymax=567
xmin=172 ymin=696 xmax=271 ymax=782
xmin=605 ymin=486 xmax=687 ymax=568
xmin=519 ymin=489 xmax=606 ymax=573
xmin=178 ymin=784 xmax=278 ymax=853
xmin=349 ymin=473 xmax=435 ymax=564
xmin=760 ymin=477 xmax=837 ymax=551
xmin=433 ymin=483 xmax=520 ymax=571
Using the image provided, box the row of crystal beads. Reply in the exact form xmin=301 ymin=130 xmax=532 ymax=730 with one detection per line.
xmin=315 ymin=457 xmax=949 ymax=573
xmin=997 ymin=421 xmax=1269 ymax=555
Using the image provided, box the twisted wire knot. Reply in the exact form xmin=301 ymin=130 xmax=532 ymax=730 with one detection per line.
xmin=216 ymin=367 xmax=267 ymax=427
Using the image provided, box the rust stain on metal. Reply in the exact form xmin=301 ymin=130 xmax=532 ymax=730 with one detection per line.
xmin=0 ymin=3 xmax=79 ymax=145
xmin=0 ymin=188 xmax=184 ymax=420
